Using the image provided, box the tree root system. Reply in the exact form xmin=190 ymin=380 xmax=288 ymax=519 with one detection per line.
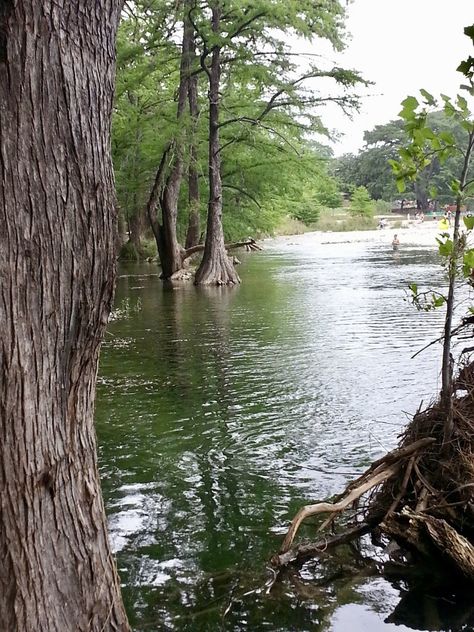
xmin=272 ymin=361 xmax=474 ymax=584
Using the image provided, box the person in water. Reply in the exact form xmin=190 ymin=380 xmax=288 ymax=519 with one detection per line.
xmin=392 ymin=234 xmax=400 ymax=250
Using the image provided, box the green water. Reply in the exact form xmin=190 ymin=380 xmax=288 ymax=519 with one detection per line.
xmin=96 ymin=233 xmax=467 ymax=631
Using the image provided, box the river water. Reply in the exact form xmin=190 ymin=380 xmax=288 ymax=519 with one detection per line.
xmin=96 ymin=228 xmax=463 ymax=631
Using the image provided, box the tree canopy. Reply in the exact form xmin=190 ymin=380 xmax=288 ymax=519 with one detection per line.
xmin=113 ymin=0 xmax=365 ymax=269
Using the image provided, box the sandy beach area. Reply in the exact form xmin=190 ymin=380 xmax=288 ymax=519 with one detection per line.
xmin=269 ymin=218 xmax=448 ymax=249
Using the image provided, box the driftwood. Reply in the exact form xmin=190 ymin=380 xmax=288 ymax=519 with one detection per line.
xmin=278 ymin=437 xmax=435 ymax=556
xmin=272 ymin=370 xmax=474 ymax=586
xmin=279 ymin=466 xmax=398 ymax=555
xmin=273 ymin=523 xmax=372 ymax=567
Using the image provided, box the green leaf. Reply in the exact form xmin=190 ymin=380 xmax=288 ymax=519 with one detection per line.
xmin=396 ymin=177 xmax=406 ymax=193
xmin=433 ymin=295 xmax=446 ymax=308
xmin=457 ymin=59 xmax=474 ymax=76
xmin=464 ymin=249 xmax=474 ymax=268
xmin=388 ymin=158 xmax=400 ymax=173
xmin=399 ymin=96 xmax=419 ymax=120
xmin=450 ymin=179 xmax=461 ymax=194
xmin=409 ymin=283 xmax=418 ymax=295
xmin=420 ymin=88 xmax=436 ymax=105
xmin=461 ymin=119 xmax=474 ymax=132
xmin=439 ymin=131 xmax=455 ymax=145
xmin=465 ymin=25 xmax=474 ymax=41
xmin=412 ymin=128 xmax=425 ymax=146
xmin=456 ymin=94 xmax=469 ymax=112
xmin=421 ymin=127 xmax=435 ymax=140
xmin=398 ymin=147 xmax=412 ymax=160
xmin=438 ymin=239 xmax=453 ymax=257
xmin=464 ymin=216 xmax=474 ymax=230
xmin=401 ymin=95 xmax=419 ymax=111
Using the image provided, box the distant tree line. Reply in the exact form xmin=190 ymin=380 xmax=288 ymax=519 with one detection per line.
xmin=333 ymin=111 xmax=474 ymax=211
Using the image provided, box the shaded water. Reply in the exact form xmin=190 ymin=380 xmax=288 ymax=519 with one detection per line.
xmin=96 ymin=232 xmax=463 ymax=631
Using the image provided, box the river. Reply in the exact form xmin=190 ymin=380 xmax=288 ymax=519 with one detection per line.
xmin=96 ymin=227 xmax=464 ymax=631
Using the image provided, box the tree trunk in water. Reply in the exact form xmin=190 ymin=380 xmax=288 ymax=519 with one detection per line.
xmin=195 ymin=4 xmax=240 ymax=286
xmin=185 ymin=34 xmax=200 ymax=250
xmin=185 ymin=149 xmax=201 ymax=249
xmin=129 ymin=202 xmax=146 ymax=257
xmin=128 ymin=121 xmax=147 ymax=256
xmin=0 ymin=2 xmax=129 ymax=631
xmin=156 ymin=0 xmax=195 ymax=278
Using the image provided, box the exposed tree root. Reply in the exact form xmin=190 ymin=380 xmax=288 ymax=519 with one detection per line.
xmin=278 ymin=437 xmax=434 ymax=555
xmin=279 ymin=466 xmax=398 ymax=555
xmin=272 ymin=361 xmax=474 ymax=583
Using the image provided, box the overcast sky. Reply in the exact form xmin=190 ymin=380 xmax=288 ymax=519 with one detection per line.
xmin=315 ymin=0 xmax=474 ymax=156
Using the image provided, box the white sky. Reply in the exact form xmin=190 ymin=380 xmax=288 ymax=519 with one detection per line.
xmin=314 ymin=0 xmax=474 ymax=156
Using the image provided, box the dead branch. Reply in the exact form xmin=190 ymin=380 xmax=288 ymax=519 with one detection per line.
xmin=182 ymin=238 xmax=262 ymax=261
xmin=386 ymin=455 xmax=416 ymax=516
xmin=279 ymin=465 xmax=399 ymax=555
xmin=273 ymin=523 xmax=372 ymax=568
xmin=279 ymin=437 xmax=435 ymax=555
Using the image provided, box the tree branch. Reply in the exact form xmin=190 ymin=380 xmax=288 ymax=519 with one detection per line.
xmin=182 ymin=238 xmax=262 ymax=261
xmin=145 ymin=142 xmax=173 ymax=238
xmin=222 ymin=183 xmax=261 ymax=207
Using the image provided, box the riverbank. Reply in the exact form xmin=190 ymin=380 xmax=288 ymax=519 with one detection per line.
xmin=267 ymin=217 xmax=443 ymax=249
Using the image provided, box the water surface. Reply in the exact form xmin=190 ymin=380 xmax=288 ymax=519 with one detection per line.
xmin=97 ymin=230 xmax=461 ymax=631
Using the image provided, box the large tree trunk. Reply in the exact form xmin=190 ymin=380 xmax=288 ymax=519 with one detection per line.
xmin=195 ymin=3 xmax=240 ymax=286
xmin=153 ymin=0 xmax=195 ymax=278
xmin=414 ymin=180 xmax=429 ymax=211
xmin=0 ymin=2 xmax=129 ymax=631
xmin=128 ymin=195 xmax=147 ymax=257
xmin=185 ymin=32 xmax=201 ymax=249
xmin=185 ymin=145 xmax=201 ymax=249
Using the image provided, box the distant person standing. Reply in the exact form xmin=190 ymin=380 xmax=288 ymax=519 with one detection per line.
xmin=392 ymin=234 xmax=400 ymax=250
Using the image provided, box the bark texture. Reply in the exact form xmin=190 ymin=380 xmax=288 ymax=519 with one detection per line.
xmin=195 ymin=3 xmax=240 ymax=286
xmin=152 ymin=0 xmax=195 ymax=278
xmin=185 ymin=29 xmax=201 ymax=250
xmin=0 ymin=2 xmax=129 ymax=630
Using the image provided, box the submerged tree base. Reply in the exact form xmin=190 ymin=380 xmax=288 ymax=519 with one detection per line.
xmin=273 ymin=361 xmax=474 ymax=584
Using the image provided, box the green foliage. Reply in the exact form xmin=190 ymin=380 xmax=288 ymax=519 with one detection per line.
xmin=316 ymin=213 xmax=377 ymax=232
xmin=119 ymin=238 xmax=158 ymax=261
xmin=464 ymin=216 xmax=474 ymax=230
xmin=399 ymin=26 xmax=474 ymax=366
xmin=375 ymin=199 xmax=392 ymax=214
xmin=334 ymin=107 xmax=474 ymax=209
xmin=333 ymin=120 xmax=406 ymax=201
xmin=349 ymin=186 xmax=374 ymax=217
xmin=112 ymin=0 xmax=365 ymax=247
xmin=391 ymin=91 xmax=474 ymax=202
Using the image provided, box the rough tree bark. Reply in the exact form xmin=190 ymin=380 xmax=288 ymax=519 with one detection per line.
xmin=129 ymin=199 xmax=147 ymax=256
xmin=0 ymin=2 xmax=130 ymax=631
xmin=185 ymin=37 xmax=201 ymax=250
xmin=195 ymin=2 xmax=240 ymax=286
xmin=151 ymin=0 xmax=195 ymax=278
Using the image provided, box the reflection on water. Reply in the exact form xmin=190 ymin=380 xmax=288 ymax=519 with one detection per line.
xmin=96 ymin=233 xmax=464 ymax=631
